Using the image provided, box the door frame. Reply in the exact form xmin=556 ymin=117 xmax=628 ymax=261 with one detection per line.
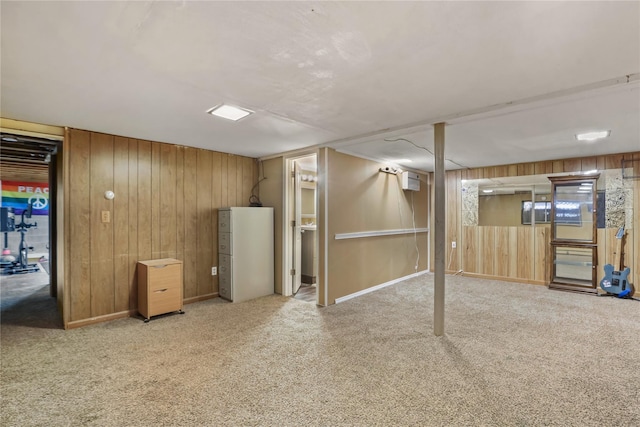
xmin=292 ymin=159 xmax=302 ymax=295
xmin=0 ymin=119 xmax=65 ymax=323
xmin=283 ymin=152 xmax=318 ymax=299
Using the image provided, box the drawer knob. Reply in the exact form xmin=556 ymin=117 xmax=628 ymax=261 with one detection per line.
xmin=154 ymin=288 xmax=168 ymax=293
xmin=152 ymin=265 xmax=167 ymax=269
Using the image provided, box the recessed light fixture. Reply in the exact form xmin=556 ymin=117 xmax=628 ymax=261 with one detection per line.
xmin=390 ymin=159 xmax=412 ymax=164
xmin=575 ymin=130 xmax=610 ymax=142
xmin=207 ymin=104 xmax=253 ymax=121
xmin=482 ymin=189 xmax=494 ymax=193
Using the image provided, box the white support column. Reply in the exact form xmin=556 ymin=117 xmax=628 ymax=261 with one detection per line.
xmin=433 ymin=122 xmax=446 ymax=336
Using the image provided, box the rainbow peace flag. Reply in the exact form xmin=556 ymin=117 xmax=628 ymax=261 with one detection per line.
xmin=0 ymin=181 xmax=49 ymax=215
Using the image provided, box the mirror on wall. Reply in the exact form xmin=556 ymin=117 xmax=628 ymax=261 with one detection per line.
xmin=301 ymin=187 xmax=315 ymax=217
xmin=300 ymin=171 xmax=316 ymax=226
xmin=475 ymin=176 xmax=552 ymax=227
xmin=473 ymin=172 xmax=612 ymax=229
xmin=466 ymin=169 xmax=628 ymax=234
xmin=461 ymin=170 xmax=632 ymax=290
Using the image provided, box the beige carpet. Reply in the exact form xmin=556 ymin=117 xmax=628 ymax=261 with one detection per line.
xmin=2 ymin=274 xmax=639 ymax=426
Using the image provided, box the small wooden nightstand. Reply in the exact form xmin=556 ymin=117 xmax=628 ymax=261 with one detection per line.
xmin=137 ymin=258 xmax=184 ymax=322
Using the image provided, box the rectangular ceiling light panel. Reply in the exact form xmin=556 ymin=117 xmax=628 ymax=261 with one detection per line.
xmin=575 ymin=130 xmax=610 ymax=142
xmin=207 ymin=104 xmax=253 ymax=121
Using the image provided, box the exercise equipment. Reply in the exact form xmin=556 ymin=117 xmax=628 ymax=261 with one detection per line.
xmin=1 ymin=207 xmax=16 ymax=262
xmin=0 ymin=204 xmax=40 ymax=275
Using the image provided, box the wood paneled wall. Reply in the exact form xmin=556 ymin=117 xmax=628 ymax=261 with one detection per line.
xmin=441 ymin=152 xmax=640 ymax=289
xmin=462 ymin=225 xmax=550 ymax=284
xmin=64 ymin=129 xmax=258 ymax=328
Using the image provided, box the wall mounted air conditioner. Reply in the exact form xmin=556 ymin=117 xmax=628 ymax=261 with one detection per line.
xmin=401 ymin=171 xmax=420 ymax=191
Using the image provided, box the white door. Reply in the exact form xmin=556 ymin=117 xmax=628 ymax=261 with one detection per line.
xmin=292 ymin=162 xmax=302 ymax=295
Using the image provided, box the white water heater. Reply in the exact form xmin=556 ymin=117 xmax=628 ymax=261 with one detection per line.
xmin=401 ymin=171 xmax=420 ymax=191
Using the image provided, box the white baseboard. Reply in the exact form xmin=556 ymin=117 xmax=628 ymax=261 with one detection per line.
xmin=335 ymin=270 xmax=430 ymax=304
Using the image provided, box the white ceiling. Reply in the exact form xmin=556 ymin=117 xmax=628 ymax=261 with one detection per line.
xmin=1 ymin=1 xmax=639 ymax=172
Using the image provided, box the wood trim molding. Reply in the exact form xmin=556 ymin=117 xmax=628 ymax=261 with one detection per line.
xmin=547 ymin=173 xmax=601 ymax=184
xmin=65 ymin=309 xmax=136 ymax=329
xmin=455 ymin=153 xmax=637 ymax=181
xmin=335 ymin=228 xmax=429 ymax=240
xmin=549 ymin=283 xmax=599 ymax=294
xmin=65 ymin=293 xmax=219 ymax=328
xmin=0 ymin=117 xmax=64 ymax=138
xmin=454 ymin=271 xmax=548 ymax=286
xmin=335 ymin=270 xmax=429 ymax=303
xmin=183 ymin=293 xmax=218 ymax=305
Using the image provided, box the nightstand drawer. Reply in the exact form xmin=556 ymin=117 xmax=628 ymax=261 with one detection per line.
xmin=148 ymin=263 xmax=181 ymax=291
xmin=148 ymin=286 xmax=181 ymax=317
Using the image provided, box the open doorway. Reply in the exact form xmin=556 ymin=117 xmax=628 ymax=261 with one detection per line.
xmin=284 ymin=154 xmax=318 ymax=303
xmin=0 ymin=132 xmax=62 ymax=328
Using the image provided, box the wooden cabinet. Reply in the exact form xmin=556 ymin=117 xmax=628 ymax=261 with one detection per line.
xmin=548 ymin=174 xmax=599 ymax=293
xmin=138 ymin=258 xmax=184 ymax=322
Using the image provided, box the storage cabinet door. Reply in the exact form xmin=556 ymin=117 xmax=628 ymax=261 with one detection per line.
xmin=148 ymin=264 xmax=181 ymax=291
xmin=219 ymin=210 xmax=231 ymax=233
xmin=149 ymin=286 xmax=181 ymax=317
xmin=219 ymin=254 xmax=233 ymax=300
xmin=218 ymin=232 xmax=232 ymax=255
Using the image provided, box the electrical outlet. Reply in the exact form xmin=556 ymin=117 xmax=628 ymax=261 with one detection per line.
xmin=451 ymin=241 xmax=457 ymax=249
xmin=211 ymin=266 xmax=217 ymax=276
